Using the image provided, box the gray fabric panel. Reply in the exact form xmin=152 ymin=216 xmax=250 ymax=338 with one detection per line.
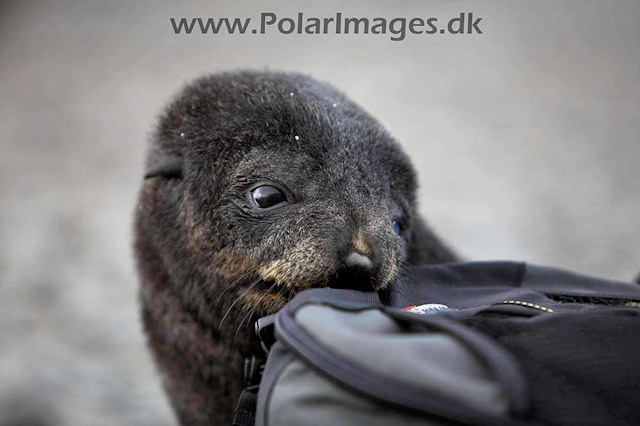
xmin=295 ymin=305 xmax=508 ymax=417
xmin=267 ymin=359 xmax=451 ymax=426
xmin=256 ymin=343 xmax=296 ymax=426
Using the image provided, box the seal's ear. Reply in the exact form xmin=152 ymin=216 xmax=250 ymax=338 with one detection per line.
xmin=144 ymin=159 xmax=184 ymax=179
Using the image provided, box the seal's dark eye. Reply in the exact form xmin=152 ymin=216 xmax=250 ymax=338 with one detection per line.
xmin=392 ymin=218 xmax=404 ymax=235
xmin=251 ymin=185 xmax=287 ymax=208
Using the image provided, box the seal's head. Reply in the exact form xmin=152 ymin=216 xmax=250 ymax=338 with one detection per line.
xmin=134 ymin=71 xmax=457 ymax=425
xmin=138 ymin=71 xmax=454 ymax=316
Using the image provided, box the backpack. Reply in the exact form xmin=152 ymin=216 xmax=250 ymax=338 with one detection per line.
xmin=232 ymin=261 xmax=640 ymax=426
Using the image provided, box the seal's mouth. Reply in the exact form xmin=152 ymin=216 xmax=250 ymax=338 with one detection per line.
xmin=241 ymin=279 xmax=300 ymax=315
xmin=242 ymin=270 xmax=388 ymax=316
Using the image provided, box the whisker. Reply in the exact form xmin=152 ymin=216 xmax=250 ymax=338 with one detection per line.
xmin=402 ymin=259 xmax=416 ymax=267
xmin=388 ymin=262 xmax=417 ymax=301
xmin=274 ymin=285 xmax=288 ymax=310
xmin=218 ymin=279 xmax=261 ymax=332
xmin=232 ymin=281 xmax=279 ymax=347
xmin=215 ymin=268 xmax=256 ymax=306
xmin=262 ymin=284 xmax=288 ymax=317
xmin=217 ymin=262 xmax=280 ymax=331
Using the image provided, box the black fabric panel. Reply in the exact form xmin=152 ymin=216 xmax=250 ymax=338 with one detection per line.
xmin=403 ymin=261 xmax=527 ymax=288
xmin=463 ymin=309 xmax=640 ymax=426
xmin=523 ymin=264 xmax=640 ymax=298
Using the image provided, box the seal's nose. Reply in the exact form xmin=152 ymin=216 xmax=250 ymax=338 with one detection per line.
xmin=331 ymin=250 xmax=377 ymax=291
xmin=343 ymin=251 xmax=374 ymax=271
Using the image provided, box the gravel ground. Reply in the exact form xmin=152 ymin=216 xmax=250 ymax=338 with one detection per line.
xmin=1 ymin=1 xmax=639 ymax=425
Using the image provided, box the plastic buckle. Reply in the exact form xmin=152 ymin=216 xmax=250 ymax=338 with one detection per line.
xmin=243 ymin=356 xmax=265 ymax=386
xmin=255 ymin=314 xmax=277 ymax=354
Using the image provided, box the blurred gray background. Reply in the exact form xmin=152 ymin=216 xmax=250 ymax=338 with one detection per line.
xmin=1 ymin=1 xmax=639 ymax=425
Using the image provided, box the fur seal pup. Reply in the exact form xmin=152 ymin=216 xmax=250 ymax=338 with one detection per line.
xmin=134 ymin=71 xmax=458 ymax=425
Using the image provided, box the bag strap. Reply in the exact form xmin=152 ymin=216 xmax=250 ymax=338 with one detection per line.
xmin=232 ymin=384 xmax=260 ymax=426
xmin=232 ymin=315 xmax=274 ymax=426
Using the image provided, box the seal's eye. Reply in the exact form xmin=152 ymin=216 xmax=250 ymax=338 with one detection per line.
xmin=252 ymin=185 xmax=287 ymax=209
xmin=392 ymin=217 xmax=404 ymax=235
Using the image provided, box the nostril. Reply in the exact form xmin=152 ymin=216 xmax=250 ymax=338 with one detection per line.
xmin=343 ymin=252 xmax=374 ymax=271
xmin=330 ymin=250 xmax=378 ymax=291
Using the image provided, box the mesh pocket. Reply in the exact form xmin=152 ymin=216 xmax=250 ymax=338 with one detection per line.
xmin=545 ymin=293 xmax=640 ymax=306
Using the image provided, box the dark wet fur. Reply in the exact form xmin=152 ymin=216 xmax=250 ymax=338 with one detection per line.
xmin=133 ymin=71 xmax=458 ymax=425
